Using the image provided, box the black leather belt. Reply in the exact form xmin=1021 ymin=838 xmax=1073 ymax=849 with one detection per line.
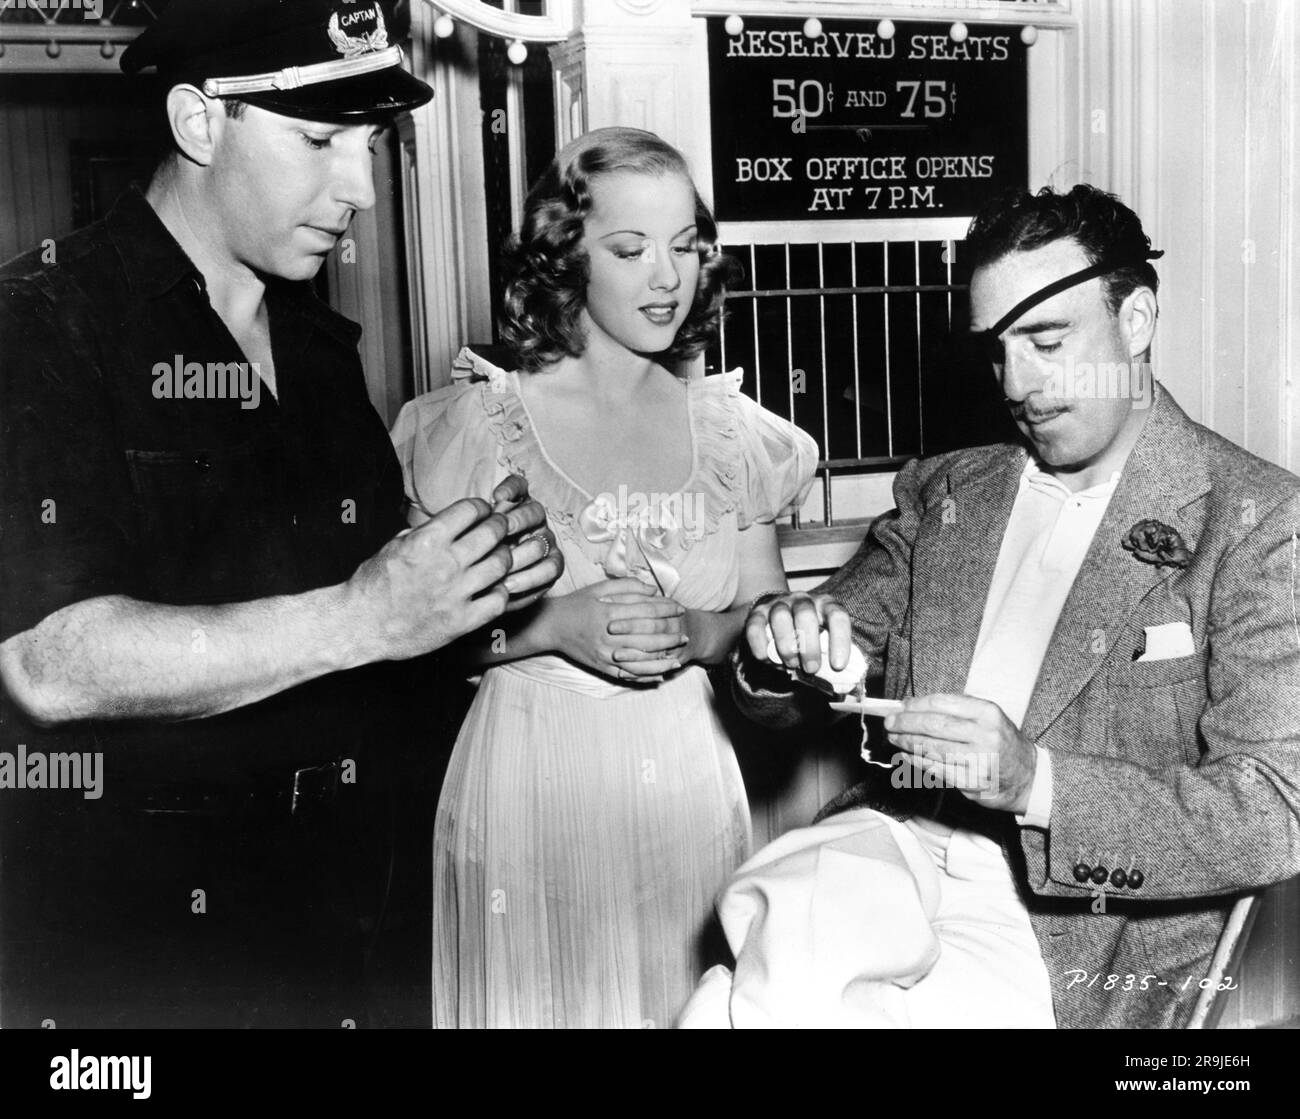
xmin=125 ymin=761 xmax=344 ymax=820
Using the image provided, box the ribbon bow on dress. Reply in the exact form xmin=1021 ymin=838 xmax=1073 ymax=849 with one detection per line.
xmin=578 ymin=493 xmax=683 ymax=598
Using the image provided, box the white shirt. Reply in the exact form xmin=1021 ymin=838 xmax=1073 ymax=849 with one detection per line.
xmin=963 ymin=457 xmax=1121 ymax=829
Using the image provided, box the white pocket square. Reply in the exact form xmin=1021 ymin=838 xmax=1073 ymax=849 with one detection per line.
xmin=1137 ymin=622 xmax=1195 ymax=662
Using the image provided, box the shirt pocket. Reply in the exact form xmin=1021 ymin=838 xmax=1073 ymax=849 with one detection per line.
xmin=1105 ymin=649 xmax=1209 ymax=767
xmin=124 ymin=444 xmax=291 ymax=604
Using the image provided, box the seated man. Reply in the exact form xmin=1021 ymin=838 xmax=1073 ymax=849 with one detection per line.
xmin=679 ymin=184 xmax=1300 ymax=1030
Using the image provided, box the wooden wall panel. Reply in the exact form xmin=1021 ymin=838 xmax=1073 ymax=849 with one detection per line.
xmin=1097 ymin=0 xmax=1300 ymax=1030
xmin=1139 ymin=0 xmax=1300 ymax=474
xmin=0 ymin=75 xmax=159 ymax=265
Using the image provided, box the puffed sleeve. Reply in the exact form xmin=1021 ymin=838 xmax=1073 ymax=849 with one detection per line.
xmin=389 ymin=379 xmax=508 ymax=524
xmin=728 ymin=377 xmax=820 ymax=529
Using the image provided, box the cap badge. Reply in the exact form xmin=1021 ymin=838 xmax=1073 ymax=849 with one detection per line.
xmin=327 ymin=3 xmax=389 ymax=59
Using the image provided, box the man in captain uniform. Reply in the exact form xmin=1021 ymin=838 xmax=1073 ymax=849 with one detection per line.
xmin=0 ymin=0 xmax=560 ymax=1026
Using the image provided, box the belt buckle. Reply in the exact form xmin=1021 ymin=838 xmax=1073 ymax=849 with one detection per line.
xmin=290 ymin=761 xmax=340 ymax=818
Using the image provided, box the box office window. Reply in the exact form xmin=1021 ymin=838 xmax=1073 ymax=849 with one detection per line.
xmin=704 ymin=14 xmax=1030 ymax=530
xmin=704 ymin=238 xmax=1019 ymax=529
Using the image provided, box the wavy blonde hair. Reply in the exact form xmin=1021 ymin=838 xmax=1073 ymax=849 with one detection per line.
xmin=499 ymin=127 xmax=741 ymax=372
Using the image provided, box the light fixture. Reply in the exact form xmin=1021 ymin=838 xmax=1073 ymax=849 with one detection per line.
xmin=428 ymin=3 xmax=570 ymax=65
xmin=803 ymin=17 xmax=823 ymax=39
xmin=877 ymin=19 xmax=895 ymax=41
xmin=950 ymin=22 xmax=968 ymax=43
xmin=724 ymin=14 xmax=744 ymax=37
xmin=1021 ymin=25 xmax=1039 ymax=46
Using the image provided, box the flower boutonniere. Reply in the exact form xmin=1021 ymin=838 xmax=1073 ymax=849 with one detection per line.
xmin=1122 ymin=519 xmax=1191 ymax=569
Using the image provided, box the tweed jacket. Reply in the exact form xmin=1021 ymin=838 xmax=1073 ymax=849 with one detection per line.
xmin=734 ymin=384 xmax=1300 ymax=1028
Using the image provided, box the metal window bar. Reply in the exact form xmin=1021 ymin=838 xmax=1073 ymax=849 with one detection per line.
xmin=817 ymin=243 xmax=829 ymax=528
xmin=915 ymin=240 xmax=924 ymax=456
xmin=735 ymin=283 xmax=957 ymax=298
xmin=946 ymin=238 xmax=955 ymax=333
xmin=714 ymin=238 xmax=968 ymax=533
xmin=750 ymin=244 xmax=761 ymax=409
xmin=784 ymin=242 xmax=794 ymax=437
xmin=784 ymin=243 xmax=797 ymax=527
xmin=883 ymin=243 xmax=894 ymax=459
xmin=719 ymin=264 xmax=728 ymax=373
xmin=850 ymin=241 xmax=862 ymax=461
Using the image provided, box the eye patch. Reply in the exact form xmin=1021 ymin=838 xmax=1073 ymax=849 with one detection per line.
xmin=968 ymin=250 xmax=1164 ymax=360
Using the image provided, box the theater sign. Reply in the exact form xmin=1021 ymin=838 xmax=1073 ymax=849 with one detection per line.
xmin=708 ymin=17 xmax=1028 ymax=222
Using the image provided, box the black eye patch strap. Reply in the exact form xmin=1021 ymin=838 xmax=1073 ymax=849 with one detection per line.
xmin=977 ymin=250 xmax=1165 ymax=349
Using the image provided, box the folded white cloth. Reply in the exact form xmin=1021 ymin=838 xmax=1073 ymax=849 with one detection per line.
xmin=677 ymin=808 xmax=1055 ymax=1029
xmin=1138 ymin=621 xmax=1196 ymax=661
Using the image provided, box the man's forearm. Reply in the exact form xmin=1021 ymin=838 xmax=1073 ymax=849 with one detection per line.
xmin=449 ymin=595 xmax=557 ymax=668
xmin=0 ymin=586 xmax=376 ymax=726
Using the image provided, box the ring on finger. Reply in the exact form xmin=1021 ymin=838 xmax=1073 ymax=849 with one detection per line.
xmin=521 ymin=529 xmax=551 ymax=560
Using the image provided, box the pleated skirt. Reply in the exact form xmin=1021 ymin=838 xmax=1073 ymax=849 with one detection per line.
xmin=431 ymin=656 xmax=751 ymax=1028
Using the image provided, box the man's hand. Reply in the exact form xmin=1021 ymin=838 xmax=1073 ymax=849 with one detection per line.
xmin=883 ymin=693 xmax=1037 ymax=813
xmin=0 ymin=473 xmax=561 ymax=725
xmin=743 ymin=591 xmax=853 ymax=676
xmin=348 ymin=494 xmax=517 ymax=661
xmin=488 ymin=474 xmax=564 ymax=611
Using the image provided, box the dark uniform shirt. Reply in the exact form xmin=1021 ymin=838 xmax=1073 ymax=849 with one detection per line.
xmin=0 ymin=185 xmax=408 ymax=776
xmin=0 ymin=187 xmax=418 ymax=1026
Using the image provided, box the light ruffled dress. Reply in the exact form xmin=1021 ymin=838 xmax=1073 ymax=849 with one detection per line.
xmin=390 ymin=348 xmax=818 ymax=1028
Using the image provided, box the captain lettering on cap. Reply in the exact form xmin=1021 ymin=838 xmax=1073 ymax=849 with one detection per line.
xmin=121 ymin=0 xmax=433 ymax=120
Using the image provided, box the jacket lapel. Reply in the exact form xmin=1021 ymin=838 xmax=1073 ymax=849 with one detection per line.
xmin=1019 ymin=386 xmax=1211 ymax=742
xmin=909 ymin=448 xmax=1027 ymax=697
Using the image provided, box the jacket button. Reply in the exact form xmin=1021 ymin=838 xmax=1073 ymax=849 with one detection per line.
xmin=1110 ymin=868 xmax=1128 ymax=888
xmin=1090 ymin=866 xmax=1109 ymax=885
xmin=1127 ymin=869 xmax=1144 ymax=889
xmin=1073 ymin=863 xmax=1092 ymax=882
